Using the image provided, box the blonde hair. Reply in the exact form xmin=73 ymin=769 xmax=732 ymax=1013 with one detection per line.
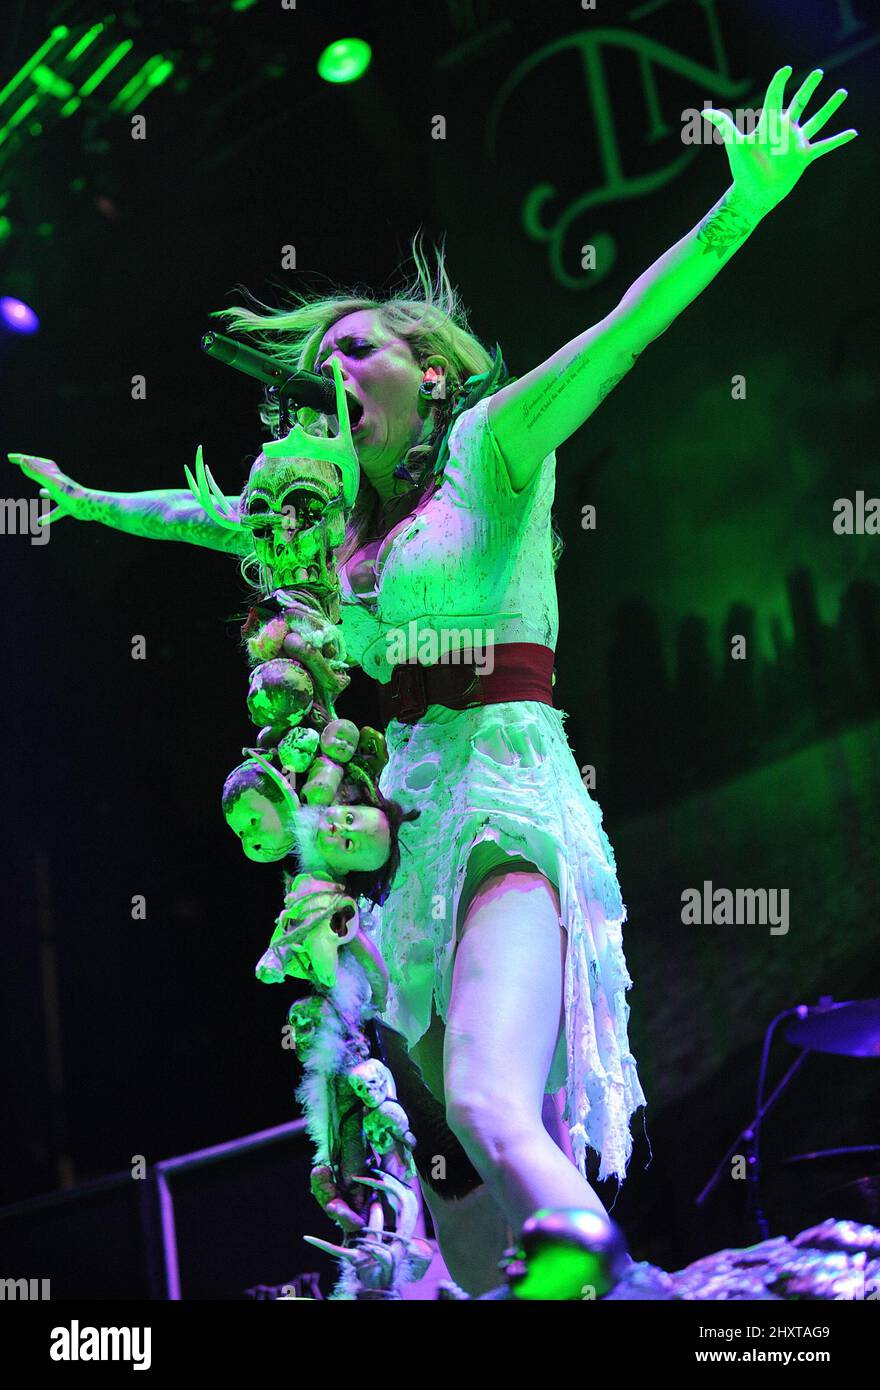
xmin=211 ymin=232 xmax=563 ymax=585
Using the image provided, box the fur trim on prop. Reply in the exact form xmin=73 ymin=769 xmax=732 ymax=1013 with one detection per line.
xmin=292 ymin=954 xmax=374 ymax=1168
xmin=287 ymin=802 xmax=336 ymax=878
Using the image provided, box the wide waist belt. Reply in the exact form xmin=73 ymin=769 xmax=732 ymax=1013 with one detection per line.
xmin=379 ymin=642 xmax=556 ymax=727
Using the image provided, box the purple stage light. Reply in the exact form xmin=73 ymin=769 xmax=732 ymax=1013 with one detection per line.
xmin=0 ymin=296 xmax=40 ymax=334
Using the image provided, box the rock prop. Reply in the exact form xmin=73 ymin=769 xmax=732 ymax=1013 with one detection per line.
xmin=434 ymin=1213 xmax=880 ymax=1301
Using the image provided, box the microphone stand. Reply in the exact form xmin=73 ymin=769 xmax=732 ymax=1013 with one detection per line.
xmin=696 ymin=1006 xmax=812 ymax=1242
xmin=200 ymin=329 xmax=335 ymax=440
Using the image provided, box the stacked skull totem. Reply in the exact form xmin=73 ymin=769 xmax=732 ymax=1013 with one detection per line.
xmin=186 ymin=359 xmax=432 ymax=1299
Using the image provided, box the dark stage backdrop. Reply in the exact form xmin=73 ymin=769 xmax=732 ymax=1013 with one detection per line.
xmin=1 ymin=0 xmax=878 ymax=1275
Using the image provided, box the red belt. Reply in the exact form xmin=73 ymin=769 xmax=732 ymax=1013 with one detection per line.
xmin=379 ymin=642 xmax=556 ymax=727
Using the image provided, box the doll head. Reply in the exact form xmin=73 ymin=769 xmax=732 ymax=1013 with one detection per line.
xmin=222 ymin=759 xmax=298 ymax=862
xmin=292 ymin=801 xmax=391 ymax=876
xmin=320 ymin=718 xmax=360 ymax=764
xmin=288 ymin=786 xmax=421 ymax=907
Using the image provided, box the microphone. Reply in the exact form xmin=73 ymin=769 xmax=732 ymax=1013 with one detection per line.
xmin=201 ymin=330 xmax=336 ymax=414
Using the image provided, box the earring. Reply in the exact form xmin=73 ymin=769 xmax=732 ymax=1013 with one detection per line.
xmin=418 ymin=365 xmax=444 ymax=400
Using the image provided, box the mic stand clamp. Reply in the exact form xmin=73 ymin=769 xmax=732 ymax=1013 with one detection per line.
xmin=265 ymin=385 xmax=291 ymax=440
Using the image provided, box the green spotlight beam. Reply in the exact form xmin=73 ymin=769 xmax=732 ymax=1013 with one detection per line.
xmin=111 ymin=54 xmax=165 ymax=113
xmin=0 ymin=26 xmax=68 ymax=110
xmin=78 ymin=39 xmax=133 ymax=97
xmin=0 ymin=93 xmax=40 ymax=148
xmin=65 ymin=23 xmax=105 ymax=65
xmin=31 ymin=65 xmax=75 ymax=100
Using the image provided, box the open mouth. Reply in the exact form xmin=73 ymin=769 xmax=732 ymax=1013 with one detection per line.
xmin=330 ymin=393 xmax=364 ymax=433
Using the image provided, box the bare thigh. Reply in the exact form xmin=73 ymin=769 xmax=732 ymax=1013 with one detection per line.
xmin=409 ymin=861 xmax=567 ymax=1127
xmin=444 ymin=866 xmax=566 ymax=1131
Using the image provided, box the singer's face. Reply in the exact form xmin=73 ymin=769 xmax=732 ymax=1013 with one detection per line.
xmin=313 ymin=310 xmax=430 ymax=489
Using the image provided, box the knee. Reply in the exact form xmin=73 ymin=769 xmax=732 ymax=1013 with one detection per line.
xmin=446 ymin=1089 xmax=535 ymax=1161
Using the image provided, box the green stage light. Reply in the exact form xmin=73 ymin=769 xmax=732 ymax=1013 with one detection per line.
xmin=0 ymin=93 xmax=39 ymax=148
xmin=78 ymin=39 xmax=133 ymax=97
xmin=65 ymin=23 xmax=104 ymax=65
xmin=0 ymin=26 xmax=68 ymax=109
xmin=32 ymin=65 xmax=75 ymax=99
xmin=111 ymin=55 xmax=173 ymax=114
xmin=317 ymin=38 xmax=371 ymax=85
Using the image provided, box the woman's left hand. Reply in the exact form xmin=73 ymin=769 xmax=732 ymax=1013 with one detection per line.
xmin=702 ymin=65 xmax=857 ymax=218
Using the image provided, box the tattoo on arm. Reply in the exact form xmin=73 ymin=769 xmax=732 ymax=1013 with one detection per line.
xmin=598 ymin=352 xmax=643 ymax=403
xmin=79 ymin=492 xmax=250 ymax=555
xmin=521 ymin=354 xmax=595 ymax=430
xmin=695 ymin=202 xmax=755 ymax=260
xmin=520 ymin=344 xmax=645 ymax=431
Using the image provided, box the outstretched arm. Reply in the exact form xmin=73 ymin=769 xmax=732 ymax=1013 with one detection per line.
xmin=7 ymin=453 xmax=251 ymax=556
xmin=488 ymin=65 xmax=857 ymax=492
xmin=73 ymin=486 xmax=251 ymax=554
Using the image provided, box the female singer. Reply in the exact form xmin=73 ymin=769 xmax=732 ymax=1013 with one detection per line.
xmin=10 ymin=67 xmax=855 ymax=1294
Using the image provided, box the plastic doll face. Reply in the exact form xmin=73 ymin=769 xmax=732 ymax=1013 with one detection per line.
xmin=314 ymin=803 xmax=391 ymax=873
xmin=225 ymin=787 xmax=297 ymax=862
xmin=320 ymin=718 xmax=360 ymax=763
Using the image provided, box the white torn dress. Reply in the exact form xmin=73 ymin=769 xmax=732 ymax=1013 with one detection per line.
xmin=339 ymin=395 xmax=646 ymax=1184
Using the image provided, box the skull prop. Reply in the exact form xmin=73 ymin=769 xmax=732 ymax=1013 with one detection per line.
xmin=199 ymin=347 xmax=426 ymax=1298
xmin=287 ymin=995 xmax=327 ymax=1061
xmin=185 ymin=358 xmax=360 ymax=599
xmin=255 ymin=872 xmax=361 ymax=989
xmin=346 ymin=1058 xmax=398 ymax=1109
xmin=363 ymin=1100 xmax=416 ymax=1156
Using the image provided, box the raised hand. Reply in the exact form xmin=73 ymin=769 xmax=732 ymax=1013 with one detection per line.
xmin=702 ymin=65 xmax=858 ymax=217
xmin=8 ymin=453 xmax=87 ymax=525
